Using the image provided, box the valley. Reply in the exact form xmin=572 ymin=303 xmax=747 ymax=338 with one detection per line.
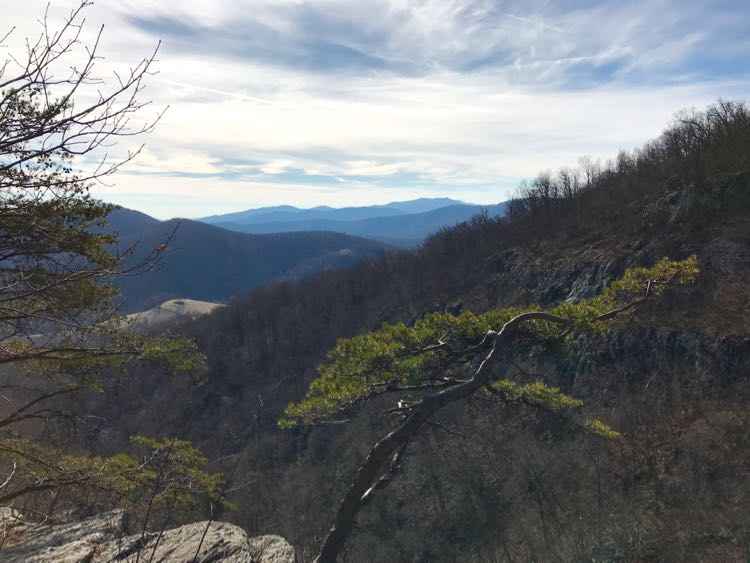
xmin=106 ymin=208 xmax=391 ymax=312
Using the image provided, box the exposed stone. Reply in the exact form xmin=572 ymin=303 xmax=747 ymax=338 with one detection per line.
xmin=0 ymin=510 xmax=295 ymax=563
xmin=1 ymin=510 xmax=126 ymax=563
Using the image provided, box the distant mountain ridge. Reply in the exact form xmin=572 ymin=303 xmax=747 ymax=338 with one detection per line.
xmin=200 ymin=198 xmax=507 ymax=245
xmin=106 ymin=209 xmax=390 ymax=312
xmin=105 ymin=198 xmax=507 ymax=311
xmin=199 ymin=198 xmax=464 ymax=224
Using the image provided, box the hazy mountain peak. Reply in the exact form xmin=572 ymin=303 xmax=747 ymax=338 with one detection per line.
xmin=381 ymin=198 xmax=466 ymax=213
xmin=199 ymin=199 xmax=507 ymax=246
xmin=103 ymin=209 xmax=391 ymax=312
xmin=199 ymin=198 xmax=469 ymax=225
xmin=199 ymin=205 xmax=304 ymax=223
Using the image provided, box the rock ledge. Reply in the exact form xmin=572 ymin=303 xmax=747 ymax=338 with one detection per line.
xmin=0 ymin=510 xmax=294 ymax=562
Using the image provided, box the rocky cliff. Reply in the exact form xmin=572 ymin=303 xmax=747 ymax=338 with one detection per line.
xmin=82 ymin=173 xmax=750 ymax=561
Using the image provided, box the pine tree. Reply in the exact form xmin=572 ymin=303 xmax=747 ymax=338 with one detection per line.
xmin=282 ymin=256 xmax=699 ymax=562
xmin=0 ymin=2 xmax=220 ymax=521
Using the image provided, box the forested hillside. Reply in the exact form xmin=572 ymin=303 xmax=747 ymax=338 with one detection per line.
xmin=105 ymin=209 xmax=390 ymax=311
xmin=88 ymin=100 xmax=750 ymax=561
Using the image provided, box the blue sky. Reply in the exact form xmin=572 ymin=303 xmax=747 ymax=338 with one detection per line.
xmin=5 ymin=0 xmax=749 ymax=218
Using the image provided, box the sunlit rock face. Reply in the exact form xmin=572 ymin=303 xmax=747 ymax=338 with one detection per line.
xmin=0 ymin=510 xmax=295 ymax=563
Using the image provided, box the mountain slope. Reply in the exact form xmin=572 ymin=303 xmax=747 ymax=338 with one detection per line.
xmin=203 ymin=204 xmax=406 ymax=226
xmin=108 ymin=212 xmax=389 ymax=312
xmin=200 ymin=198 xmax=466 ymax=227
xmin=380 ymin=197 xmax=463 ymax=213
xmin=90 ymin=101 xmax=750 ymax=561
xmin=107 ymin=207 xmax=161 ymax=234
xmin=206 ymin=202 xmax=507 ymax=244
xmin=125 ymin=299 xmax=223 ymax=330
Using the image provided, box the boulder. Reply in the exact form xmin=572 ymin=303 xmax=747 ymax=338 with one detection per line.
xmin=0 ymin=510 xmax=295 ymax=562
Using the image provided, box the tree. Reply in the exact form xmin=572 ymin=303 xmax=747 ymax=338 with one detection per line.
xmin=0 ymin=0 xmax=163 ymax=365
xmin=281 ymin=256 xmax=699 ymax=562
xmin=0 ymin=2 xmax=218 ymax=520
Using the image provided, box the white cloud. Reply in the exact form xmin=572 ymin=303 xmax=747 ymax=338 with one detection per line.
xmin=122 ymin=148 xmax=222 ymax=175
xmin=4 ymin=0 xmax=749 ymax=218
xmin=259 ymin=159 xmax=296 ymax=174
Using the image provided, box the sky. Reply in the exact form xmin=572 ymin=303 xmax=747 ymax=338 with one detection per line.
xmin=3 ymin=0 xmax=749 ymax=219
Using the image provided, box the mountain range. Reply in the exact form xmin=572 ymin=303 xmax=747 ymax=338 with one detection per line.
xmin=106 ymin=199 xmax=505 ymax=311
xmin=106 ymin=209 xmax=390 ymax=312
xmin=200 ymin=198 xmax=508 ymax=246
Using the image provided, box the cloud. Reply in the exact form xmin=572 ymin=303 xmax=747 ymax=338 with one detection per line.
xmin=4 ymin=0 xmax=750 ymax=219
xmin=113 ymin=0 xmax=749 ymax=84
xmin=123 ymin=148 xmax=222 ymax=175
xmin=259 ymin=159 xmax=297 ymax=175
xmin=125 ymin=12 xmax=391 ymax=73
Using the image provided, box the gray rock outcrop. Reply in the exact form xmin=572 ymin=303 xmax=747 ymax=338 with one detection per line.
xmin=0 ymin=510 xmax=295 ymax=562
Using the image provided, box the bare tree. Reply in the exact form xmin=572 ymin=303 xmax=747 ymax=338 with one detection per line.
xmin=0 ymin=2 xmax=205 ymax=517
